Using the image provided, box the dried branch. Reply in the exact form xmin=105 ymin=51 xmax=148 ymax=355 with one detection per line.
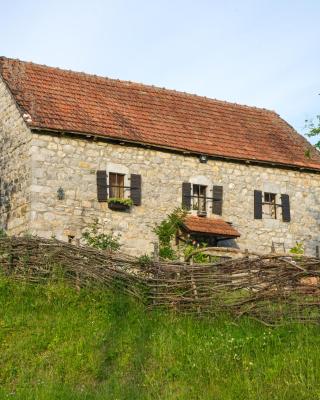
xmin=0 ymin=237 xmax=319 ymax=325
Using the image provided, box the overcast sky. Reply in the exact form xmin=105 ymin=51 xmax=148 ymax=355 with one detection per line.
xmin=1 ymin=0 xmax=319 ymax=140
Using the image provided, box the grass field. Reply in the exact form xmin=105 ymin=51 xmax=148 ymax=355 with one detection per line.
xmin=0 ymin=276 xmax=319 ymax=400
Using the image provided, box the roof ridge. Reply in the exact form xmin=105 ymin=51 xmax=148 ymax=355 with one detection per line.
xmin=0 ymin=56 xmax=276 ymax=115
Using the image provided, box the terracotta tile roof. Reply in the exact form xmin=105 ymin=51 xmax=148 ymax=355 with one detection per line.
xmin=182 ymin=216 xmax=240 ymax=238
xmin=1 ymin=57 xmax=320 ymax=170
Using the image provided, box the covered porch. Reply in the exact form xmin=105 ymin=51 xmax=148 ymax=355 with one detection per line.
xmin=178 ymin=215 xmax=241 ymax=248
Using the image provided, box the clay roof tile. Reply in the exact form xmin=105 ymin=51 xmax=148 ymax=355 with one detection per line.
xmin=1 ymin=56 xmax=319 ymax=170
xmin=183 ymin=216 xmax=240 ymax=238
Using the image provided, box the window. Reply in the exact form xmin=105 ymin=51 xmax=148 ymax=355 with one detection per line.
xmin=109 ymin=173 xmax=125 ymax=198
xmin=263 ymin=192 xmax=277 ymax=219
xmin=254 ymin=190 xmax=289 ymax=221
xmin=192 ymin=184 xmax=207 ymax=212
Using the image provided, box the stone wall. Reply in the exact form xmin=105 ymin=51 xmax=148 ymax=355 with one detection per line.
xmin=0 ymin=78 xmax=32 ymax=235
xmin=29 ymin=132 xmax=320 ymax=256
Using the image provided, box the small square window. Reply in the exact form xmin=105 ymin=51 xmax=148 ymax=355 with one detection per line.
xmin=109 ymin=173 xmax=125 ymax=198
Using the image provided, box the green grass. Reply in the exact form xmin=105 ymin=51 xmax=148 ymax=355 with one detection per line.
xmin=0 ymin=276 xmax=319 ymax=400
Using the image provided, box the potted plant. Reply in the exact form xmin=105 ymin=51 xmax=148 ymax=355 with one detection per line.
xmin=107 ymin=197 xmax=133 ymax=211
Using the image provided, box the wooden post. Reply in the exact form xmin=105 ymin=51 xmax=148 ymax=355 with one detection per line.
xmin=152 ymin=242 xmax=159 ymax=306
xmin=75 ymin=271 xmax=80 ymax=292
xmin=190 ymin=257 xmax=200 ymax=314
xmin=271 ymin=242 xmax=275 ymax=253
xmin=153 ymin=242 xmax=159 ymax=262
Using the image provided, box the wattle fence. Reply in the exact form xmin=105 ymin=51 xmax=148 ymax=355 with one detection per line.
xmin=0 ymin=236 xmax=319 ymax=325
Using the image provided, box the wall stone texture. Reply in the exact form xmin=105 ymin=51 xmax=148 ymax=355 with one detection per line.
xmin=27 ymin=131 xmax=320 ymax=256
xmin=0 ymin=78 xmax=32 ymax=235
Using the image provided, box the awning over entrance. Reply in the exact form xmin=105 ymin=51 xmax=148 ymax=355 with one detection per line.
xmin=182 ymin=216 xmax=240 ymax=239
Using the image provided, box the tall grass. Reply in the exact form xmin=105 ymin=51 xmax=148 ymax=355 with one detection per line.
xmin=0 ymin=276 xmax=319 ymax=399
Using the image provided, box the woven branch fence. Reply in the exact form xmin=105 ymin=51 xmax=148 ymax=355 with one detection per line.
xmin=0 ymin=237 xmax=319 ymax=325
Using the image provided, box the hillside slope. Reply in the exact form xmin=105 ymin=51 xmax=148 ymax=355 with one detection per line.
xmin=0 ymin=277 xmax=319 ymax=400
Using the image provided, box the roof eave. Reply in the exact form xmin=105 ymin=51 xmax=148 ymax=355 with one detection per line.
xmin=181 ymin=223 xmax=241 ymax=238
xmin=184 ymin=229 xmax=240 ymax=238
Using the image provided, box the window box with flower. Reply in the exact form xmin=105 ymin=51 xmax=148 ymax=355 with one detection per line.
xmin=107 ymin=197 xmax=133 ymax=211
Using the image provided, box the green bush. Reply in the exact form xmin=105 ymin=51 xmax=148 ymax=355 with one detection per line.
xmin=184 ymin=242 xmax=210 ymax=263
xmin=159 ymin=245 xmax=176 ymax=260
xmin=289 ymin=242 xmax=304 ymax=255
xmin=82 ymin=219 xmax=121 ymax=251
xmin=153 ymin=208 xmax=187 ymax=260
xmin=137 ymin=254 xmax=153 ymax=269
xmin=0 ymin=228 xmax=7 ymax=238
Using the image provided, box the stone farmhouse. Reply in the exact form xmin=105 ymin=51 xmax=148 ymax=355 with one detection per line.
xmin=1 ymin=57 xmax=320 ymax=255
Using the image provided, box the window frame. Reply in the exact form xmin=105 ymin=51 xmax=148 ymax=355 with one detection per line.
xmin=263 ymin=192 xmax=277 ymax=219
xmin=109 ymin=172 xmax=125 ymax=198
xmin=192 ymin=184 xmax=207 ymax=212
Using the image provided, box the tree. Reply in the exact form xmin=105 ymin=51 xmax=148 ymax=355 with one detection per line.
xmin=306 ymin=115 xmax=320 ymax=149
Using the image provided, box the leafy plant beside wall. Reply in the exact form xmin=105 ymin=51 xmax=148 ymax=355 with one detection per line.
xmin=289 ymin=242 xmax=304 ymax=255
xmin=0 ymin=228 xmax=7 ymax=238
xmin=184 ymin=242 xmax=210 ymax=263
xmin=82 ymin=219 xmax=121 ymax=251
xmin=137 ymin=254 xmax=153 ymax=269
xmin=153 ymin=208 xmax=214 ymax=263
xmin=153 ymin=208 xmax=187 ymax=260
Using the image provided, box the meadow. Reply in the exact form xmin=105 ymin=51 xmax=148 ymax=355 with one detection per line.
xmin=0 ymin=276 xmax=319 ymax=400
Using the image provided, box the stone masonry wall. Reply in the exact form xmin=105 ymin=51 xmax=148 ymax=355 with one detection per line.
xmin=0 ymin=78 xmax=32 ymax=235
xmin=30 ymin=132 xmax=320 ymax=256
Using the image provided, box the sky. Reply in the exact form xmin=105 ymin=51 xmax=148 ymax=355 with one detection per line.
xmin=0 ymin=0 xmax=319 ymax=140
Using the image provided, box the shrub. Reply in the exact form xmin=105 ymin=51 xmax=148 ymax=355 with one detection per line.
xmin=289 ymin=242 xmax=304 ymax=255
xmin=0 ymin=228 xmax=7 ymax=238
xmin=137 ymin=254 xmax=153 ymax=269
xmin=153 ymin=208 xmax=187 ymax=260
xmin=82 ymin=219 xmax=121 ymax=251
xmin=184 ymin=242 xmax=210 ymax=263
xmin=159 ymin=246 xmax=177 ymax=260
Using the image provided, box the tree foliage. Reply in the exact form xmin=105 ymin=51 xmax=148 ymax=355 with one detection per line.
xmin=306 ymin=115 xmax=320 ymax=149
